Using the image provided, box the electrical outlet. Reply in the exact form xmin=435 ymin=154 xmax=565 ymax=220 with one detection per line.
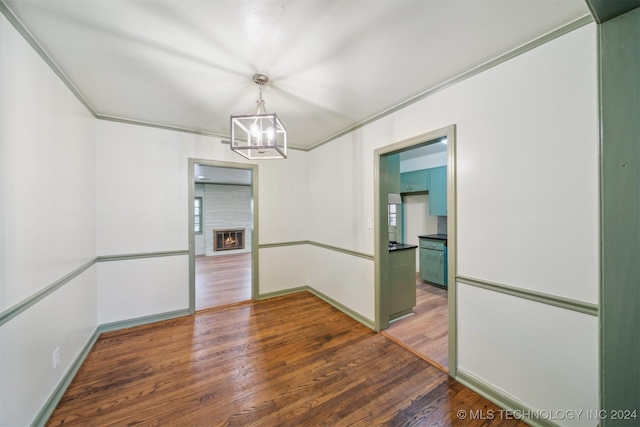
xmin=53 ymin=347 xmax=60 ymax=369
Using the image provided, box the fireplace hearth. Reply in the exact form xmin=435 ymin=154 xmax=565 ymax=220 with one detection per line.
xmin=214 ymin=229 xmax=245 ymax=252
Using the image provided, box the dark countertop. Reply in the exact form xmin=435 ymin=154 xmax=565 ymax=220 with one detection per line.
xmin=388 ymin=243 xmax=418 ymax=252
xmin=418 ymin=234 xmax=448 ymax=241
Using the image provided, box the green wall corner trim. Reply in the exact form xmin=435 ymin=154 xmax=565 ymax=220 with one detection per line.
xmin=97 ymin=250 xmax=189 ymax=262
xmin=304 ymin=15 xmax=594 ymax=152
xmin=258 ymin=287 xmax=376 ymax=330
xmin=1 ymin=0 xmax=592 ymax=151
xmin=455 ymin=369 xmax=560 ymax=427
xmin=0 ymin=0 xmax=97 ymax=116
xmin=30 ymin=327 xmax=101 ymax=427
xmin=259 ymin=240 xmax=374 ymax=261
xmin=1 ymin=251 xmax=189 ymax=327
xmin=456 ymin=275 xmax=598 ymax=317
xmin=0 ymin=258 xmax=97 ymax=326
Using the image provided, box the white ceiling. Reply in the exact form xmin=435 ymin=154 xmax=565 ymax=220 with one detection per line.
xmin=3 ymin=0 xmax=590 ymax=150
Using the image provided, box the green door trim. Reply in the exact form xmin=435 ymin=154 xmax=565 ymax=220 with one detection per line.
xmin=374 ymin=124 xmax=457 ymax=377
xmin=187 ymin=158 xmax=259 ymax=315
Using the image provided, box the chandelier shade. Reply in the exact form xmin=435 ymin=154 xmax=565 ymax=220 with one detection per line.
xmin=230 ymin=74 xmax=287 ymax=160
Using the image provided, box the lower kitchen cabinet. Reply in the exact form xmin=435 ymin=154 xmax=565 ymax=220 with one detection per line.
xmin=419 ymin=237 xmax=447 ymax=288
xmin=389 ymin=247 xmax=417 ymax=321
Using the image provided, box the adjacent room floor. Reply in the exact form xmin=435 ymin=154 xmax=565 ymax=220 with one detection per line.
xmin=383 ymin=277 xmax=449 ymax=372
xmin=195 ymin=252 xmax=251 ymax=310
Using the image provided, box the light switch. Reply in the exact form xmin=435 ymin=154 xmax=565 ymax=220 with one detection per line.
xmin=367 ymin=218 xmax=373 ymax=229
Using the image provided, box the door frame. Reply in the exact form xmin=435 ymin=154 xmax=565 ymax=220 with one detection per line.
xmin=187 ymin=158 xmax=259 ymax=314
xmin=373 ymin=124 xmax=457 ymax=376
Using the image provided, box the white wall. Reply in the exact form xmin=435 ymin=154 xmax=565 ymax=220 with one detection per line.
xmin=306 ymin=23 xmax=599 ymax=422
xmin=95 ymin=120 xmax=310 ymax=322
xmin=458 ymin=284 xmax=599 ymax=421
xmin=0 ymin=14 xmax=97 ymax=426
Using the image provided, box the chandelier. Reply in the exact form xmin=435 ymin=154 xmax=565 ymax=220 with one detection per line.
xmin=230 ymin=74 xmax=287 ymax=159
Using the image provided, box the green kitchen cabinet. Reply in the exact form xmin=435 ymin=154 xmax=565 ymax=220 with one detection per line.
xmin=400 ymin=169 xmax=429 ymax=193
xmin=428 ymin=166 xmax=447 ymax=216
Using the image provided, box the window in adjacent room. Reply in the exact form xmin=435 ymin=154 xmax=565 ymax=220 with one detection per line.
xmin=194 ymin=197 xmax=203 ymax=234
xmin=389 ymin=203 xmax=397 ymax=227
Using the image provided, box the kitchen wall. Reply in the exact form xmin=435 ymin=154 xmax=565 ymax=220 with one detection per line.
xmin=401 ymin=150 xmax=447 ymax=270
xmin=0 ymin=13 xmax=98 ymax=426
xmin=306 ymin=22 xmax=599 ymax=425
xmin=403 ymin=194 xmax=437 ymax=270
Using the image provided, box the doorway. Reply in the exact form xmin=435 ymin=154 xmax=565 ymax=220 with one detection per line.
xmin=188 ymin=159 xmax=259 ymax=313
xmin=374 ymin=125 xmax=457 ymax=376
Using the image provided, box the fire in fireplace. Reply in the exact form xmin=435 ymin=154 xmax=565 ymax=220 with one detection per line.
xmin=214 ymin=229 xmax=245 ymax=252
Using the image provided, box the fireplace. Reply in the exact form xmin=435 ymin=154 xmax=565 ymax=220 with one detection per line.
xmin=214 ymin=229 xmax=245 ymax=252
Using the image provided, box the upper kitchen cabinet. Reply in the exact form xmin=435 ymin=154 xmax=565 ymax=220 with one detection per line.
xmin=400 ymin=169 xmax=429 ymax=193
xmin=387 ymin=153 xmax=401 ymax=194
xmin=428 ymin=166 xmax=447 ymax=216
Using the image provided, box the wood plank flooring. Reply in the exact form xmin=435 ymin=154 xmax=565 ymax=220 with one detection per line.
xmin=383 ymin=278 xmax=449 ymax=371
xmin=48 ymin=292 xmax=526 ymax=427
xmin=195 ymin=253 xmax=251 ymax=310
xmin=197 ymin=252 xmax=449 ymax=371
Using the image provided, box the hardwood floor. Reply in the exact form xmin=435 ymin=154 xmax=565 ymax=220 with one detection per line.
xmin=47 ymin=292 xmax=526 ymax=427
xmin=195 ymin=252 xmax=251 ymax=310
xmin=383 ymin=278 xmax=449 ymax=371
xmin=197 ymin=252 xmax=450 ymax=371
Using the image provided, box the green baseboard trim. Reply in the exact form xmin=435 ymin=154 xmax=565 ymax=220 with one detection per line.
xmin=31 ymin=288 xmax=372 ymax=425
xmin=98 ymin=308 xmax=191 ymax=333
xmin=32 ymin=308 xmax=191 ymax=425
xmin=256 ymin=286 xmax=311 ymax=300
xmin=456 ymin=275 xmax=598 ymax=317
xmin=307 ymin=288 xmax=376 ymax=330
xmin=257 ymin=286 xmax=376 ymax=330
xmin=31 ymin=326 xmax=101 ymax=427
xmin=455 ymin=369 xmax=559 ymax=427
